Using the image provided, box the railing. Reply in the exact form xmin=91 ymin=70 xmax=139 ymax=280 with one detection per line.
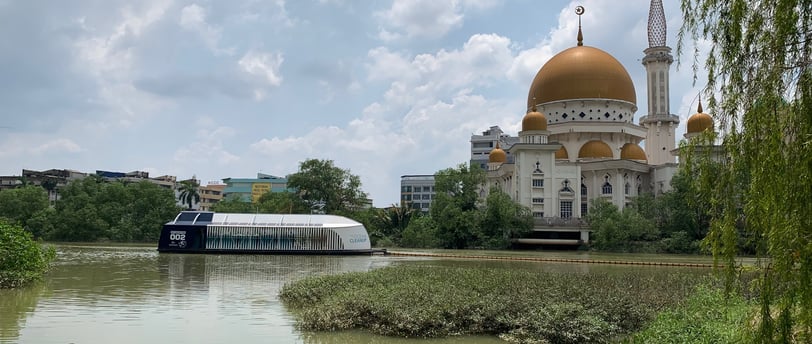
xmin=534 ymin=217 xmax=587 ymax=227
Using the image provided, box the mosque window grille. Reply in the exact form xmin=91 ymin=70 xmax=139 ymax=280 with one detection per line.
xmin=602 ymin=182 xmax=613 ymax=195
xmin=560 ymin=201 xmax=573 ymax=219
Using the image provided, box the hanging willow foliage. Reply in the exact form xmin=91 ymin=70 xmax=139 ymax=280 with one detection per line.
xmin=678 ymin=0 xmax=811 ymax=342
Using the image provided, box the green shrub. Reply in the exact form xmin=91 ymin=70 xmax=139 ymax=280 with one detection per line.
xmin=0 ymin=220 xmax=56 ymax=288
xmin=280 ymin=265 xmax=704 ymax=343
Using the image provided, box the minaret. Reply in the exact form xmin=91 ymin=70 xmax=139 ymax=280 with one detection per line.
xmin=640 ymin=0 xmax=679 ymax=165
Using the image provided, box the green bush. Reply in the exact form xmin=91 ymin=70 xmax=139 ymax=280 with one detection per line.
xmin=280 ymin=265 xmax=704 ymax=343
xmin=0 ymin=220 xmax=56 ymax=288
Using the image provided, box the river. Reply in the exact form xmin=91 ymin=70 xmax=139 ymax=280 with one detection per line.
xmin=0 ymin=245 xmax=715 ymax=344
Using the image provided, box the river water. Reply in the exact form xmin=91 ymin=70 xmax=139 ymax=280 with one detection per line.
xmin=0 ymin=245 xmax=715 ymax=344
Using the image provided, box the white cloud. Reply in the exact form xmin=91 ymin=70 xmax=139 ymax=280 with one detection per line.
xmin=32 ymin=138 xmax=82 ymax=155
xmin=368 ymin=33 xmax=514 ymax=108
xmin=72 ymin=0 xmax=173 ymax=127
xmin=239 ymin=51 xmax=284 ymax=86
xmin=238 ymin=50 xmax=284 ymax=100
xmin=375 ymin=0 xmax=499 ymax=41
xmin=0 ymin=135 xmax=82 ymax=158
xmin=173 ymin=124 xmax=240 ymax=166
xmin=179 ymin=4 xmax=233 ymax=55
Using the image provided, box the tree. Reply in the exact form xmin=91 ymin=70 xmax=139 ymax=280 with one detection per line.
xmin=0 ymin=186 xmax=49 ymax=236
xmin=430 ymin=164 xmax=485 ymax=248
xmin=479 ymin=188 xmax=533 ymax=249
xmin=257 ymin=191 xmax=309 ymax=214
xmin=371 ymin=203 xmax=416 ymax=245
xmin=586 ymin=198 xmax=658 ymax=252
xmin=680 ymin=0 xmax=812 ymax=340
xmin=0 ymin=220 xmax=55 ymax=288
xmin=211 ymin=194 xmax=254 ymax=213
xmin=177 ymin=179 xmax=200 ymax=210
xmin=400 ymin=215 xmax=440 ymax=248
xmin=286 ymin=159 xmax=367 ymax=214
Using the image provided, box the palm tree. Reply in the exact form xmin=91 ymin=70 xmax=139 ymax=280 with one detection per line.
xmin=177 ymin=179 xmax=200 ymax=210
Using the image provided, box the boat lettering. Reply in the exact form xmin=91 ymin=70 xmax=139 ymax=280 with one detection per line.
xmin=349 ymin=237 xmax=367 ymax=243
xmin=170 ymin=231 xmax=186 ymax=241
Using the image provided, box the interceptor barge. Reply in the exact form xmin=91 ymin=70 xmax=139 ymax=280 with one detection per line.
xmin=158 ymin=211 xmax=373 ymax=255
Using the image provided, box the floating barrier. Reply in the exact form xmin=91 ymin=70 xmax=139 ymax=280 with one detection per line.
xmin=387 ymin=251 xmax=715 ymax=268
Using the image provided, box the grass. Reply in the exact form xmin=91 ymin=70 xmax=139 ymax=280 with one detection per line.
xmin=280 ymin=264 xmax=708 ymax=343
xmin=622 ymin=285 xmax=755 ymax=343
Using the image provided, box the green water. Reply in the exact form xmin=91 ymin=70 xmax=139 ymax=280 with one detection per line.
xmin=0 ymin=245 xmax=714 ymax=344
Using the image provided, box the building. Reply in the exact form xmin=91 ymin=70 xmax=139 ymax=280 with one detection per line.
xmin=400 ymin=175 xmax=436 ymax=212
xmin=198 ymin=183 xmax=226 ymax=211
xmin=480 ymin=1 xmax=714 ymax=246
xmin=0 ymin=169 xmax=88 ymax=203
xmin=470 ymin=126 xmax=520 ymax=170
xmin=222 ymin=173 xmax=289 ymax=202
xmin=95 ymin=170 xmax=176 ymax=189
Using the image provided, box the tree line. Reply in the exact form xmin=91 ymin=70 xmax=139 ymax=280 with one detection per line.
xmin=0 ymin=176 xmax=180 ymax=242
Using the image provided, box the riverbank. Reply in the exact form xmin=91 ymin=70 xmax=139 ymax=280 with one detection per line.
xmin=280 ymin=264 xmax=713 ymax=343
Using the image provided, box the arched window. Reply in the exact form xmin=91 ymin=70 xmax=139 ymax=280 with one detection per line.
xmin=625 ymin=182 xmax=631 ymax=195
xmin=602 ymin=174 xmax=613 ymax=195
xmin=602 ymin=182 xmax=613 ymax=194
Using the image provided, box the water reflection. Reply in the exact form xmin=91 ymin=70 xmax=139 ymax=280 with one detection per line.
xmin=0 ymin=283 xmax=43 ymax=341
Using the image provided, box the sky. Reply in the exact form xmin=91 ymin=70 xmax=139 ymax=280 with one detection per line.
xmin=0 ymin=0 xmax=708 ymax=207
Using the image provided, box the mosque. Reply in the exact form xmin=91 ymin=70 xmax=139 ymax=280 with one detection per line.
xmin=480 ymin=1 xmax=715 ymax=245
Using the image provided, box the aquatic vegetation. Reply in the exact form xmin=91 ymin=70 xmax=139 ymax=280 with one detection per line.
xmin=0 ymin=221 xmax=55 ymax=288
xmin=280 ymin=265 xmax=705 ymax=343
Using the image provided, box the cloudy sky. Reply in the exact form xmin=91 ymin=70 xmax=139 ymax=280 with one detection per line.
xmin=0 ymin=0 xmax=707 ymax=207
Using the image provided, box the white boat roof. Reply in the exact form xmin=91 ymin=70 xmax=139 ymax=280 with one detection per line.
xmin=210 ymin=213 xmax=361 ymax=228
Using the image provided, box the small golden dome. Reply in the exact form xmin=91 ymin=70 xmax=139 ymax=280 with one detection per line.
xmin=620 ymin=143 xmax=647 ymax=161
xmin=555 ymin=146 xmax=569 ymax=159
xmin=578 ymin=140 xmax=613 ymax=159
xmin=686 ymin=99 xmax=714 ymax=133
xmin=528 ymin=46 xmax=636 ymax=109
xmin=488 ymin=142 xmax=507 ymax=163
xmin=522 ymin=108 xmax=548 ymax=131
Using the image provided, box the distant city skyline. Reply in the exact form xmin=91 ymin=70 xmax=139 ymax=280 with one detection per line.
xmin=0 ymin=0 xmax=706 ymax=207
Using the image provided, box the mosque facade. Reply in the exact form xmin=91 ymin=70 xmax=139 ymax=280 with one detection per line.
xmin=478 ymin=1 xmax=715 ymax=245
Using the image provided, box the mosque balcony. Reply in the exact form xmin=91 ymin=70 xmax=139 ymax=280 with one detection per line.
xmin=639 ymin=113 xmax=679 ymax=125
xmin=534 ymin=217 xmax=587 ymax=228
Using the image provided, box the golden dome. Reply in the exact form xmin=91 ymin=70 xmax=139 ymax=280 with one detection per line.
xmin=687 ymin=99 xmax=714 ymax=133
xmin=522 ymin=108 xmax=548 ymax=131
xmin=555 ymin=146 xmax=569 ymax=160
xmin=578 ymin=140 xmax=613 ymax=159
xmin=527 ymin=46 xmax=636 ymax=108
xmin=488 ymin=142 xmax=507 ymax=163
xmin=620 ymin=143 xmax=647 ymax=161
